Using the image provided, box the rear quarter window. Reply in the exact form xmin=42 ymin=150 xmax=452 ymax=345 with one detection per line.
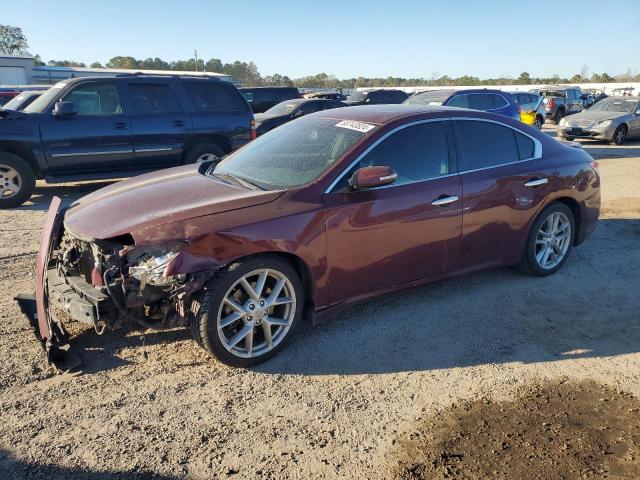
xmin=183 ymin=81 xmax=248 ymax=112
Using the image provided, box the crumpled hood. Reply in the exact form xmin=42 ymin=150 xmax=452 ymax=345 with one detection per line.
xmin=63 ymin=164 xmax=284 ymax=241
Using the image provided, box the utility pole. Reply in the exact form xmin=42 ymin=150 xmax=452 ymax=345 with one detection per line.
xmin=194 ymin=49 xmax=198 ymax=72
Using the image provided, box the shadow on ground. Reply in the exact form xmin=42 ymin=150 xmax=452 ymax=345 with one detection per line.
xmin=0 ymin=449 xmax=180 ymax=480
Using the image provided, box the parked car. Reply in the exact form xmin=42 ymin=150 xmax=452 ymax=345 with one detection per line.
xmin=239 ymin=87 xmax=300 ymax=113
xmin=0 ymin=85 xmax=49 ymax=107
xmin=404 ymin=89 xmax=520 ymax=120
xmin=1 ymin=90 xmax=43 ymax=112
xmin=582 ymin=93 xmax=595 ymax=109
xmin=0 ymin=74 xmax=255 ymax=208
xmin=254 ymin=98 xmax=345 ymax=135
xmin=510 ymin=92 xmax=545 ymax=129
xmin=344 ymin=89 xmax=408 ymax=105
xmin=304 ymin=91 xmax=346 ymax=101
xmin=531 ymin=87 xmax=585 ymax=124
xmin=18 ymin=105 xmax=600 ymax=369
xmin=557 ymin=96 xmax=640 ymax=145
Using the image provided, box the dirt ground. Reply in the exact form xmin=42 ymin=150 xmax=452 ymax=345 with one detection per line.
xmin=0 ymin=127 xmax=639 ymax=479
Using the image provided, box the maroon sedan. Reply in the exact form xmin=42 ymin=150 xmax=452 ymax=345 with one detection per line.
xmin=18 ymin=105 xmax=600 ymax=368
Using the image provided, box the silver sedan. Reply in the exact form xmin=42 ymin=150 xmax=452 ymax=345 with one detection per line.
xmin=557 ymin=97 xmax=640 ymax=145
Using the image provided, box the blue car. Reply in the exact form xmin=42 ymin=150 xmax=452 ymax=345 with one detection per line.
xmin=404 ymin=88 xmax=521 ymax=120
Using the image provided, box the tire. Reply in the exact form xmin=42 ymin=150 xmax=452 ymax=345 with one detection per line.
xmin=611 ymin=125 xmax=627 ymax=146
xmin=192 ymin=255 xmax=304 ymax=367
xmin=520 ymin=202 xmax=575 ymax=277
xmin=534 ymin=115 xmax=544 ymax=130
xmin=0 ymin=152 xmax=36 ymax=209
xmin=554 ymin=109 xmax=565 ymax=125
xmin=182 ymin=143 xmax=226 ymax=165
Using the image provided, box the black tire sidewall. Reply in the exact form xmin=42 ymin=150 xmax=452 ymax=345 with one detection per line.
xmin=183 ymin=143 xmax=225 ymax=165
xmin=524 ymin=203 xmax=575 ymax=277
xmin=196 ymin=256 xmax=304 ymax=367
xmin=612 ymin=126 xmax=627 ymax=145
xmin=0 ymin=152 xmax=36 ymax=209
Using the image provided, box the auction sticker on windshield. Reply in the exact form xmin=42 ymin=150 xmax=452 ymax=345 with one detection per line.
xmin=335 ymin=120 xmax=376 ymax=133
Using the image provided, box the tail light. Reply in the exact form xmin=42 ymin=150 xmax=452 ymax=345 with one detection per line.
xmin=547 ymin=98 xmax=554 ymax=109
xmin=590 ymin=160 xmax=599 ymax=171
xmin=250 ymin=119 xmax=257 ymax=140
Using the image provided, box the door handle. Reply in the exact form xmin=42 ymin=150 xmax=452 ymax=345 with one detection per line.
xmin=431 ymin=195 xmax=459 ymax=206
xmin=114 ymin=121 xmax=127 ymax=129
xmin=173 ymin=120 xmax=184 ymax=127
xmin=524 ymin=178 xmax=548 ymax=187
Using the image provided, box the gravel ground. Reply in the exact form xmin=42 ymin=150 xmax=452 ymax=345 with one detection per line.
xmin=0 ymin=129 xmax=639 ymax=479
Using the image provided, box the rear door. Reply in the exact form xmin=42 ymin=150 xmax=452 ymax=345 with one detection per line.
xmin=40 ymin=80 xmax=134 ymax=174
xmin=453 ymin=118 xmax=555 ymax=268
xmin=125 ymin=80 xmax=190 ymax=168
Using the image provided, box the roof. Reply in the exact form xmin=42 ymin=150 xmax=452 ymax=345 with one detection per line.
xmin=316 ymin=104 xmax=453 ymax=125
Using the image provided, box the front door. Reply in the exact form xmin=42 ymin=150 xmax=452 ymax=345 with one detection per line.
xmin=125 ymin=81 xmax=191 ymax=168
xmin=323 ymin=120 xmax=463 ymax=304
xmin=41 ymin=80 xmax=133 ymax=174
xmin=453 ymin=119 xmax=556 ymax=268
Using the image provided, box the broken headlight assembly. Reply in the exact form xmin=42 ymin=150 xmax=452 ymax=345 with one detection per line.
xmin=128 ymin=250 xmax=185 ymax=287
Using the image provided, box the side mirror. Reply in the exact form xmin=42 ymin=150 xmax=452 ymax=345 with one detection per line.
xmin=349 ymin=166 xmax=397 ymax=190
xmin=636 ymin=109 xmax=640 ymax=115
xmin=52 ymin=101 xmax=77 ymax=117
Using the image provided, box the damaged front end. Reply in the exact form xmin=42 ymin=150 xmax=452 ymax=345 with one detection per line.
xmin=16 ymin=196 xmax=214 ymax=371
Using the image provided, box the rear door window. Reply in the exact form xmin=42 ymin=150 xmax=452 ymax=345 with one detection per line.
xmin=128 ymin=83 xmax=181 ymax=114
xmin=184 ymin=81 xmax=247 ymax=111
xmin=456 ymin=120 xmax=522 ymax=170
xmin=446 ymin=94 xmax=469 ymax=108
xmin=467 ymin=94 xmax=495 ymax=110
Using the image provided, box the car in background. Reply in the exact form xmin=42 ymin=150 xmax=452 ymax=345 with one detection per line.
xmin=344 ymin=89 xmax=408 ymax=105
xmin=404 ymin=89 xmax=520 ymax=120
xmin=0 ymin=74 xmax=254 ymax=208
xmin=0 ymin=85 xmax=49 ymax=107
xmin=510 ymin=91 xmax=545 ymax=129
xmin=254 ymin=98 xmax=345 ymax=135
xmin=1 ymin=90 xmax=43 ymax=112
xmin=531 ymin=87 xmax=584 ymax=124
xmin=23 ymin=105 xmax=600 ymax=369
xmin=239 ymin=87 xmax=300 ymax=113
xmin=557 ymin=96 xmax=640 ymax=145
xmin=304 ymin=91 xmax=346 ymax=101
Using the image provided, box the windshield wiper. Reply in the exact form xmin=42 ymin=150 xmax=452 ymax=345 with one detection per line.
xmin=211 ymin=172 xmax=265 ymax=191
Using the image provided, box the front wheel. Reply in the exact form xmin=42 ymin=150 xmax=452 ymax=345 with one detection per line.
xmin=192 ymin=256 xmax=304 ymax=367
xmin=520 ymin=203 xmax=575 ymax=276
xmin=0 ymin=152 xmax=36 ymax=209
xmin=611 ymin=125 xmax=627 ymax=145
xmin=534 ymin=115 xmax=544 ymax=130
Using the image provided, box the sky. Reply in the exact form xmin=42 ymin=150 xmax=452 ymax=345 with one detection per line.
xmin=4 ymin=0 xmax=640 ymax=80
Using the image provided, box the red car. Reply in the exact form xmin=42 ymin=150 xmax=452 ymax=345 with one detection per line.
xmin=18 ymin=105 xmax=600 ymax=368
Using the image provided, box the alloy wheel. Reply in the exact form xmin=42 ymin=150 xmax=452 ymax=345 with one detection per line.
xmin=217 ymin=268 xmax=296 ymax=358
xmin=0 ymin=165 xmax=22 ymax=199
xmin=535 ymin=212 xmax=572 ymax=270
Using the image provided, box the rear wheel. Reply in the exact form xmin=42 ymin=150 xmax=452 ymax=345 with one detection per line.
xmin=0 ymin=152 xmax=36 ymax=209
xmin=554 ymin=109 xmax=564 ymax=124
xmin=534 ymin=115 xmax=544 ymax=130
xmin=192 ymin=256 xmax=304 ymax=367
xmin=183 ymin=143 xmax=226 ymax=165
xmin=611 ymin=125 xmax=627 ymax=145
xmin=520 ymin=203 xmax=575 ymax=276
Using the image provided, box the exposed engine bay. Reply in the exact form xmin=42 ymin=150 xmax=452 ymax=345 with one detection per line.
xmin=50 ymin=230 xmax=211 ymax=334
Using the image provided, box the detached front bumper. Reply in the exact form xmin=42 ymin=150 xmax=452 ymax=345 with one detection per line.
xmin=15 ymin=196 xmax=82 ymax=371
xmin=558 ymin=126 xmax=614 ymax=141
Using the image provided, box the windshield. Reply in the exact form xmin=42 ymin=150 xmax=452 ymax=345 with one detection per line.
xmin=589 ymin=99 xmax=638 ymax=113
xmin=23 ymin=84 xmax=62 ymax=113
xmin=209 ymin=116 xmax=372 ymax=189
xmin=1 ymin=94 xmax=28 ymax=110
xmin=403 ymin=91 xmax=452 ymax=106
xmin=264 ymin=101 xmax=300 ymax=116
xmin=346 ymin=91 xmax=366 ymax=102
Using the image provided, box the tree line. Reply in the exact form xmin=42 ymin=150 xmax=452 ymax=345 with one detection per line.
xmin=2 ymin=24 xmax=639 ymax=88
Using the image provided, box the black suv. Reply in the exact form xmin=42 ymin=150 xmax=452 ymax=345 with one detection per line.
xmin=238 ymin=87 xmax=300 ymax=113
xmin=344 ymin=89 xmax=408 ymax=105
xmin=0 ymin=75 xmax=254 ymax=208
